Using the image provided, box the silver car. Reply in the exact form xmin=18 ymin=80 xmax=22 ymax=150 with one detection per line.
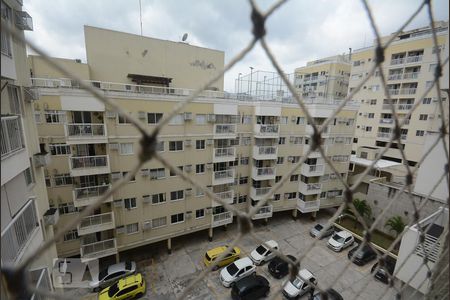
xmin=309 ymin=223 xmax=335 ymax=239
xmin=89 ymin=261 xmax=136 ymax=291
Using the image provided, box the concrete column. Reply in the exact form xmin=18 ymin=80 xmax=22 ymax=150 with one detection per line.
xmin=115 ymin=252 xmax=120 ymax=263
xmin=208 ymin=227 xmax=213 ymax=242
xmin=292 ymin=209 xmax=298 ymax=220
xmin=167 ymin=238 xmax=172 ymax=254
xmin=264 ymin=218 xmax=268 ymax=226
xmin=223 ymin=224 xmax=228 ymax=231
xmin=311 ymin=211 xmax=317 ymax=220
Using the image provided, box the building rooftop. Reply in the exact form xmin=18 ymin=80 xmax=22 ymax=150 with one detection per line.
xmin=350 ymin=155 xmax=402 ymax=169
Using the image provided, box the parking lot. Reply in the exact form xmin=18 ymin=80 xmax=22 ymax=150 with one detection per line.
xmin=81 ymin=210 xmax=396 ymax=299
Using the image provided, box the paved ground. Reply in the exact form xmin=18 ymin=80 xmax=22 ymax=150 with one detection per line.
xmin=79 ymin=210 xmax=397 ymax=299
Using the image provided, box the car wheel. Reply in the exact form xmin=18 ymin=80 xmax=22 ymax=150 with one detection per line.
xmin=135 ymin=292 xmax=143 ymax=299
xmin=265 ymin=288 xmax=270 ymax=297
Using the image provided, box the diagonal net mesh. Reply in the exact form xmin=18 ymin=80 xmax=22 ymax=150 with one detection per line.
xmin=1 ymin=0 xmax=449 ymax=299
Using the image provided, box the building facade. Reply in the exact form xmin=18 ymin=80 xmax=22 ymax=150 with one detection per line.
xmin=1 ymin=0 xmax=57 ymax=298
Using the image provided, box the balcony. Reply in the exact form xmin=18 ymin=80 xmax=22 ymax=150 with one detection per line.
xmin=69 ymin=155 xmax=110 ymax=177
xmin=1 ymin=200 xmax=40 ymax=264
xmin=377 ymin=132 xmax=391 ymax=139
xmin=213 ymin=147 xmax=236 ymax=163
xmin=80 ymin=238 xmax=117 ymax=263
xmin=77 ymin=212 xmax=115 ymax=236
xmin=250 ymin=186 xmax=272 ymax=201
xmin=400 ymin=88 xmax=416 ymax=95
xmin=388 ymin=73 xmax=403 ymax=81
xmin=297 ymin=199 xmax=320 ymax=213
xmin=403 ymin=72 xmax=419 ymax=79
xmin=300 ymin=164 xmax=325 ymax=177
xmin=299 ymin=182 xmax=322 ymax=195
xmin=65 ymin=123 xmax=107 ymax=144
xmin=254 ymin=124 xmax=279 ymax=138
xmin=251 ymin=167 xmax=276 ymax=181
xmin=398 ymin=104 xmax=413 ymax=110
xmin=379 ymin=118 xmax=394 ymax=124
xmin=211 ymin=211 xmax=233 ymax=228
xmin=390 ymin=58 xmax=405 ymax=65
xmin=213 ymin=124 xmax=237 ymax=139
xmin=212 ymin=169 xmax=235 ymax=185
xmin=251 ymin=205 xmax=273 ymax=220
xmin=212 ymin=190 xmax=234 ymax=206
xmin=406 ymin=55 xmax=423 ymax=64
xmin=1 ymin=116 xmax=24 ymax=159
xmin=72 ymin=184 xmax=113 ymax=207
xmin=387 ymin=89 xmax=400 ymax=95
xmin=253 ymin=145 xmax=277 ymax=160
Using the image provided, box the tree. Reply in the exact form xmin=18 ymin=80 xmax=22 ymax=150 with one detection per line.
xmin=347 ymin=199 xmax=372 ymax=228
xmin=385 ymin=216 xmax=406 ymax=237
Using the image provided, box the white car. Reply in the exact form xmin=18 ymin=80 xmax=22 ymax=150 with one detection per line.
xmin=219 ymin=257 xmax=256 ymax=287
xmin=89 ymin=261 xmax=136 ymax=291
xmin=327 ymin=230 xmax=354 ymax=252
xmin=249 ymin=240 xmax=279 ymax=265
xmin=282 ymin=268 xmax=317 ymax=299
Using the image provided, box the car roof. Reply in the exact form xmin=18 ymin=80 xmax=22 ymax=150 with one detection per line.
xmin=234 ymin=257 xmax=253 ymax=268
xmin=298 ymin=268 xmax=314 ymax=280
xmin=234 ymin=275 xmax=268 ymax=290
xmin=261 ymin=240 xmax=278 ymax=248
xmin=336 ymin=230 xmax=352 ymax=238
xmin=118 ymin=273 xmax=142 ymax=288
xmin=207 ymin=246 xmax=240 ymax=257
xmin=107 ymin=261 xmax=134 ymax=273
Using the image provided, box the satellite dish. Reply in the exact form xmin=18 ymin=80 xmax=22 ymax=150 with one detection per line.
xmin=182 ymin=33 xmax=188 ymax=42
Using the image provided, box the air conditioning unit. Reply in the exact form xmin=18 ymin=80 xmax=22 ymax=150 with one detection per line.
xmin=361 ymin=126 xmax=366 ymax=130
xmin=429 ymin=114 xmax=435 ymax=119
xmin=291 ymin=116 xmax=297 ymax=122
xmin=111 ymin=172 xmax=122 ymax=180
xmin=186 ymin=211 xmax=192 ymax=219
xmin=206 ymin=139 xmax=213 ymax=145
xmin=205 ymin=207 xmax=213 ymax=214
xmin=207 ymin=114 xmax=216 ymax=122
xmin=143 ymin=221 xmax=152 ymax=230
xmin=289 ymin=136 xmax=295 ymax=143
xmin=24 ymin=87 xmax=40 ymax=102
xmin=106 ymin=111 xmax=117 ymax=119
xmin=109 ymin=143 xmax=119 ymax=150
xmin=116 ymin=225 xmax=125 ymax=234
xmin=185 ymin=140 xmax=192 ymax=147
xmin=432 ymin=98 xmax=438 ymax=102
xmin=206 ymin=163 xmax=213 ymax=169
xmin=143 ymin=195 xmax=151 ymax=203
xmin=113 ymin=199 xmax=123 ymax=207
xmin=138 ymin=111 xmax=146 ymax=119
xmin=287 ymin=156 xmax=294 ymax=162
xmin=185 ymin=188 xmax=192 ymax=196
xmin=284 ymin=193 xmax=289 ymax=199
xmin=141 ymin=169 xmax=150 ymax=176
xmin=363 ymin=113 xmax=368 ymax=117
xmin=184 ymin=112 xmax=193 ymax=120
xmin=185 ymin=165 xmax=192 ymax=172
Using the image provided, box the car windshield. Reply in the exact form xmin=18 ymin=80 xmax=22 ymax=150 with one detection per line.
xmin=354 ymin=250 xmax=364 ymax=259
xmin=314 ymin=224 xmax=323 ymax=231
xmin=332 ymin=234 xmax=345 ymax=243
xmin=291 ymin=277 xmax=304 ymax=289
xmin=125 ymin=261 xmax=132 ymax=270
xmin=98 ymin=269 xmax=108 ymax=281
xmin=205 ymin=253 xmax=212 ymax=261
xmin=256 ymin=245 xmax=267 ymax=255
xmin=226 ymin=263 xmax=239 ymax=276
xmin=108 ymin=282 xmax=119 ymax=297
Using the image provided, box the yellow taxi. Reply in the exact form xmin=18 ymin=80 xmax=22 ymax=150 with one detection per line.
xmin=98 ymin=273 xmax=145 ymax=300
xmin=204 ymin=245 xmax=241 ymax=270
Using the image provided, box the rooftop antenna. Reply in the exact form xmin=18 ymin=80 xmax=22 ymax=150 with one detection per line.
xmin=182 ymin=33 xmax=188 ymax=42
xmin=139 ymin=0 xmax=143 ymax=36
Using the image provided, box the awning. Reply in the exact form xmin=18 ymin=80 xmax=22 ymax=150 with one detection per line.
xmin=127 ymin=74 xmax=172 ymax=86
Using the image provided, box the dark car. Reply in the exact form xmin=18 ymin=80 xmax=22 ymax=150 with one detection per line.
xmin=309 ymin=288 xmax=343 ymax=300
xmin=348 ymin=243 xmax=377 ymax=266
xmin=231 ymin=275 xmax=270 ymax=300
xmin=371 ymin=256 xmax=397 ymax=284
xmin=268 ymin=255 xmax=296 ymax=279
xmin=309 ymin=223 xmax=335 ymax=239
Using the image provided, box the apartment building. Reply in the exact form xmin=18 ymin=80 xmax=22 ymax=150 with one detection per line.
xmin=294 ymin=54 xmax=351 ymax=100
xmin=350 ymin=21 xmax=449 ymax=165
xmin=1 ymin=0 xmax=57 ymax=298
xmin=28 ymin=26 xmax=358 ymax=263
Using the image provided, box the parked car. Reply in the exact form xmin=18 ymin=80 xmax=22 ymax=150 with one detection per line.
xmin=220 ymin=257 xmax=256 ymax=287
xmin=309 ymin=288 xmax=343 ymax=300
xmin=90 ymin=261 xmax=136 ymax=291
xmin=98 ymin=273 xmax=145 ymax=300
xmin=348 ymin=243 xmax=377 ymax=266
xmin=371 ymin=256 xmax=397 ymax=284
xmin=231 ymin=275 xmax=270 ymax=300
xmin=327 ymin=230 xmax=354 ymax=252
xmin=204 ymin=245 xmax=241 ymax=270
xmin=282 ymin=268 xmax=317 ymax=299
xmin=250 ymin=240 xmax=279 ymax=265
xmin=268 ymin=255 xmax=296 ymax=279
xmin=309 ymin=223 xmax=335 ymax=239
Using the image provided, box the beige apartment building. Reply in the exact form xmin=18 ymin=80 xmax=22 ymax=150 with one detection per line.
xmin=350 ymin=21 xmax=449 ymax=166
xmin=28 ymin=26 xmax=358 ymax=262
xmin=1 ymin=0 xmax=57 ymax=298
xmin=294 ymin=54 xmax=351 ymax=100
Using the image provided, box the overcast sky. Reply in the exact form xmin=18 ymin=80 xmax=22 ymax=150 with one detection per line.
xmin=24 ymin=0 xmax=448 ymax=92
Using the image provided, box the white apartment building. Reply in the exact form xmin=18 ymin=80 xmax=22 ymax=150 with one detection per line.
xmin=1 ymin=0 xmax=57 ymax=298
xmin=28 ymin=26 xmax=358 ymax=263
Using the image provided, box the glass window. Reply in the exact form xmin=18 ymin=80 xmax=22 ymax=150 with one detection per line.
xmin=49 ymin=144 xmax=71 ymax=155
xmin=119 ymin=143 xmax=133 ymax=155
xmin=171 ymin=213 xmax=184 ymax=224
xmin=170 ymin=190 xmax=184 ymax=201
xmin=147 ymin=113 xmax=163 ymax=124
xmin=196 ymin=209 xmax=205 ymax=219
xmin=196 ymin=164 xmax=205 ymax=174
xmin=169 ymin=141 xmax=183 ymax=151
xmin=152 ymin=216 xmax=167 ymax=228
xmin=126 ymin=223 xmax=139 ymax=234
xmin=151 ymin=193 xmax=166 ymax=204
xmin=169 ymin=114 xmax=184 ymax=125
xmin=124 ymin=198 xmax=137 ymax=209
xmin=196 ymin=114 xmax=207 ymax=124
xmin=196 ymin=140 xmax=205 ymax=149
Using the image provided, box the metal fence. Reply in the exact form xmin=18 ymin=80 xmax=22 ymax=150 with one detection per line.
xmin=1 ymin=0 xmax=449 ymax=299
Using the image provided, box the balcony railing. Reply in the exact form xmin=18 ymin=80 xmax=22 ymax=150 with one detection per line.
xmin=212 ymin=169 xmax=235 ymax=185
xmin=252 ymin=167 xmax=276 ymax=180
xmin=65 ymin=123 xmax=106 ymax=138
xmin=254 ymin=124 xmax=279 ymax=137
xmin=1 ymin=200 xmax=39 ymax=263
xmin=406 ymin=55 xmax=423 ymax=63
xmin=300 ymin=164 xmax=325 ymax=176
xmin=80 ymin=238 xmax=117 ymax=262
xmin=214 ymin=124 xmax=236 ymax=136
xmin=253 ymin=145 xmax=277 ymax=160
xmin=299 ymin=182 xmax=322 ymax=195
xmin=398 ymin=104 xmax=413 ymax=110
xmin=213 ymin=147 xmax=236 ymax=162
xmin=387 ymin=89 xmax=400 ymax=95
xmin=403 ymin=72 xmax=419 ymax=79
xmin=70 ymin=155 xmax=108 ymax=169
xmin=380 ymin=118 xmax=394 ymax=124
xmin=77 ymin=212 xmax=115 ymax=236
xmin=251 ymin=205 xmax=273 ymax=220
xmin=388 ymin=73 xmax=403 ymax=80
xmin=390 ymin=58 xmax=405 ymax=65
xmin=297 ymin=199 xmax=320 ymax=213
xmin=213 ymin=190 xmax=234 ymax=206
xmin=400 ymin=88 xmax=416 ymax=95
xmin=212 ymin=211 xmax=233 ymax=228
xmin=250 ymin=186 xmax=272 ymax=200
xmin=73 ymin=184 xmax=112 ymax=207
xmin=377 ymin=132 xmax=391 ymax=139
xmin=1 ymin=116 xmax=25 ymax=158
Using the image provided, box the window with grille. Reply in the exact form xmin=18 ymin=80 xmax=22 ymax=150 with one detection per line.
xmin=1 ymin=1 xmax=12 ymax=56
xmin=63 ymin=229 xmax=79 ymax=242
xmin=58 ymin=202 xmax=78 ymax=215
xmin=49 ymin=144 xmax=71 ymax=155
xmin=8 ymin=86 xmax=22 ymax=115
xmin=53 ymin=174 xmax=73 ymax=186
xmin=44 ymin=110 xmax=66 ymax=123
